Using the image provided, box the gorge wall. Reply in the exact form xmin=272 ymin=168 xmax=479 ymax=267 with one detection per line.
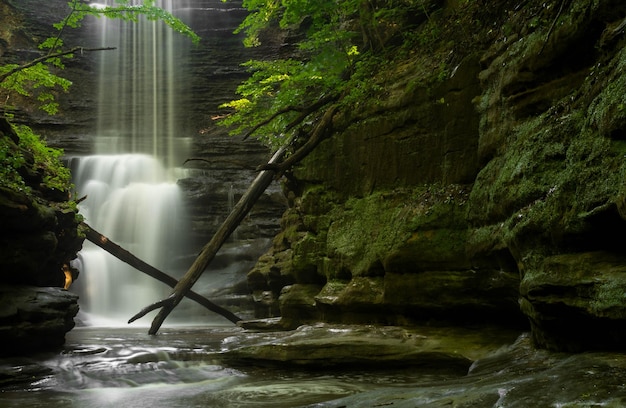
xmin=248 ymin=0 xmax=626 ymax=352
xmin=4 ymin=0 xmax=626 ymax=355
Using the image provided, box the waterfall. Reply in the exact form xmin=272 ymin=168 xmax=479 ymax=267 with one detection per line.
xmin=70 ymin=0 xmax=192 ymax=325
xmin=228 ymin=184 xmax=239 ymax=241
xmin=93 ymin=0 xmax=190 ymax=166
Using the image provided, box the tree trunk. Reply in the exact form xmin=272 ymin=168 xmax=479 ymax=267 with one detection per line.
xmin=81 ymin=222 xmax=242 ymax=324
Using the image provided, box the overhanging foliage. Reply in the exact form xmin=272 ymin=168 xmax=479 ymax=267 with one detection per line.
xmin=218 ymin=0 xmax=437 ymax=148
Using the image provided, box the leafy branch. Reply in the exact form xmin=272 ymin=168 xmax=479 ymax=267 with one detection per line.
xmin=51 ymin=1 xmax=200 ymax=45
xmin=218 ymin=0 xmax=432 ymax=149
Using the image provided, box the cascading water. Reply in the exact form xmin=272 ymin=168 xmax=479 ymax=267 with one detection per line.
xmin=69 ymin=0 xmax=192 ymax=325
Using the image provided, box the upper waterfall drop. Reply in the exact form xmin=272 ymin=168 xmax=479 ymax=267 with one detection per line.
xmin=93 ymin=0 xmax=192 ymax=168
xmin=70 ymin=0 xmax=193 ymax=325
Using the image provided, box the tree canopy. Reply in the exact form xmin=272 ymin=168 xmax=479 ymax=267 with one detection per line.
xmin=218 ymin=0 xmax=435 ymax=149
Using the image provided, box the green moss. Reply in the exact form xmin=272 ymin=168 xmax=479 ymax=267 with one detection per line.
xmin=321 ymin=186 xmax=469 ymax=277
xmin=591 ymin=279 xmax=626 ymax=317
xmin=471 ymin=75 xmax=626 ymax=252
xmin=466 ymin=224 xmax=506 ymax=257
xmin=1 ymin=123 xmax=72 ymax=197
xmin=291 ymin=232 xmax=326 ymax=282
xmin=0 ymin=135 xmax=27 ymax=192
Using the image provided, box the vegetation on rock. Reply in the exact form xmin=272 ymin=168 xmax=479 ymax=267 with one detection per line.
xmin=239 ymin=0 xmax=626 ymax=351
xmin=0 ymin=120 xmax=71 ymax=196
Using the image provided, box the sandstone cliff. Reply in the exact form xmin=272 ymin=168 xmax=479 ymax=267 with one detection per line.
xmin=248 ymin=0 xmax=626 ymax=352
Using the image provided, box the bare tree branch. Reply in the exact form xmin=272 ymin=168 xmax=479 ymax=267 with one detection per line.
xmin=241 ymin=93 xmax=338 ymax=140
xmin=256 ymin=104 xmax=338 ymax=176
xmin=0 ymin=47 xmax=116 ymax=83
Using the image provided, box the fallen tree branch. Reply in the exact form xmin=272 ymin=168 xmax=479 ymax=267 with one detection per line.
xmin=81 ymin=222 xmax=242 ymax=324
xmin=182 ymin=158 xmax=212 ymax=166
xmin=182 ymin=157 xmax=257 ymax=171
xmin=241 ymin=93 xmax=338 ymax=140
xmin=135 ymin=144 xmax=289 ymax=334
xmin=0 ymin=47 xmax=117 ymax=83
xmin=135 ymin=103 xmax=338 ymax=335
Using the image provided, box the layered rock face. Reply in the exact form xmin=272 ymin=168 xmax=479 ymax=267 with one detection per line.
xmin=0 ymin=118 xmax=82 ymax=354
xmin=249 ymin=0 xmax=626 ymax=351
xmin=144 ymin=0 xmax=288 ymax=247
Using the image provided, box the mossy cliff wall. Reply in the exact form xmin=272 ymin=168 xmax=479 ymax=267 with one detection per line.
xmin=0 ymin=118 xmax=83 ymax=354
xmin=249 ymin=0 xmax=626 ymax=351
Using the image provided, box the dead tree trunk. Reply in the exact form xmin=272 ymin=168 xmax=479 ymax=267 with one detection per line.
xmin=130 ymin=145 xmax=287 ymax=334
xmin=81 ymin=222 xmax=242 ymax=324
xmin=131 ymin=103 xmax=337 ymax=335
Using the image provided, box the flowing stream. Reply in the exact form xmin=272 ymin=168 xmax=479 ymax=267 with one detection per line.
xmin=4 ymin=326 xmax=626 ymax=407
xmin=0 ymin=326 xmax=459 ymax=408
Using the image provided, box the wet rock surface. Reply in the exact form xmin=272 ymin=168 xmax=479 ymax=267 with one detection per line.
xmin=0 ymin=285 xmax=78 ymax=355
xmin=313 ymin=333 xmax=626 ymax=408
xmin=219 ymin=323 xmax=520 ymax=371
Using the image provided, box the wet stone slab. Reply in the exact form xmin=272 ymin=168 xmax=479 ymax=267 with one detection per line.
xmin=217 ymin=323 xmax=521 ymax=372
